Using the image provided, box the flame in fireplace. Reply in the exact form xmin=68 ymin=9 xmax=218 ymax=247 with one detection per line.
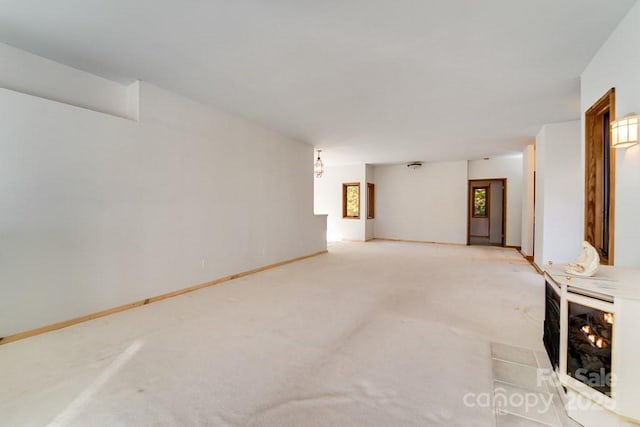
xmin=604 ymin=312 xmax=614 ymax=324
xmin=580 ymin=323 xmax=610 ymax=349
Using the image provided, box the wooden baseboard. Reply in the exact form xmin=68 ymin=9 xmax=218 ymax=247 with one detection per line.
xmin=0 ymin=250 xmax=328 ymax=346
xmin=372 ymin=237 xmax=466 ymax=246
xmin=516 ymin=250 xmax=540 ymax=273
xmin=505 ymin=245 xmax=522 ymax=251
xmin=531 ymin=262 xmax=544 ymax=274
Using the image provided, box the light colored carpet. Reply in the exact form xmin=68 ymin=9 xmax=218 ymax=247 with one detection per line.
xmin=0 ymin=241 xmax=545 ymax=426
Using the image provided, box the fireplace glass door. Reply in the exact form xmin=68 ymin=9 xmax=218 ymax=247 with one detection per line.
xmin=543 ymin=282 xmax=561 ymax=370
xmin=566 ymin=300 xmax=613 ymax=396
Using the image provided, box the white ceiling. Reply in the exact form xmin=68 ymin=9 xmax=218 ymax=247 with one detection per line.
xmin=0 ymin=0 xmax=635 ymax=165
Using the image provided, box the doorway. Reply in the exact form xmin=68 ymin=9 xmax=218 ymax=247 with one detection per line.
xmin=467 ymin=179 xmax=506 ymax=246
xmin=584 ymin=88 xmax=615 ymax=265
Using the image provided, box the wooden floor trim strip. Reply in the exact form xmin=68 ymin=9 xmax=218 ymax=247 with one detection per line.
xmin=0 ymin=250 xmax=328 ymax=346
xmin=517 ymin=251 xmax=541 ymax=274
xmin=531 ymin=262 xmax=544 ymax=274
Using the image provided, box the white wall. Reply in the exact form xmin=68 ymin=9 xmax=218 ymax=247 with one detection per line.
xmin=0 ymin=49 xmax=326 ymax=338
xmin=534 ymin=121 xmax=582 ymax=268
xmin=582 ymin=1 xmax=640 ymax=267
xmin=535 ymin=129 xmax=547 ymax=268
xmin=314 ymin=164 xmax=366 ymax=241
xmin=521 ymin=145 xmax=536 ymax=257
xmin=374 ymin=161 xmax=468 ymax=244
xmin=468 ymin=155 xmax=523 ymax=247
xmin=0 ymin=42 xmax=136 ymax=119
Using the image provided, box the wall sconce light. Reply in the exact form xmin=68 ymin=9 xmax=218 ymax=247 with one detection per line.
xmin=314 ymin=150 xmax=324 ymax=178
xmin=407 ymin=162 xmax=423 ymax=170
xmin=611 ymin=113 xmax=639 ymax=148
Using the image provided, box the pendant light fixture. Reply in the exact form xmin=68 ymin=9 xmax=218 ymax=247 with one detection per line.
xmin=314 ymin=149 xmax=324 ymax=178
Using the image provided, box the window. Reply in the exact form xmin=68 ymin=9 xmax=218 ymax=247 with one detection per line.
xmin=367 ymin=183 xmax=375 ymax=219
xmin=473 ymin=186 xmax=489 ymax=217
xmin=342 ymin=183 xmax=360 ymax=219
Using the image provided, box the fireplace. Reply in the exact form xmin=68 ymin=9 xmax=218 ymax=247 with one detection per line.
xmin=544 ymin=284 xmax=614 ymax=397
xmin=566 ymin=301 xmax=613 ymax=396
xmin=542 ymin=265 xmax=640 ymax=426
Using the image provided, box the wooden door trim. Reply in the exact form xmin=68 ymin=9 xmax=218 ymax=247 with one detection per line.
xmin=502 ymin=179 xmax=507 ymax=247
xmin=584 ymin=88 xmax=615 ymax=265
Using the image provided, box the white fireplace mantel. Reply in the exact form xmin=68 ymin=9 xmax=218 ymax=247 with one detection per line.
xmin=544 ymin=265 xmax=640 ymax=426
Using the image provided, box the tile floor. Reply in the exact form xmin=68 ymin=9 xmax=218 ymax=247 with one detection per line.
xmin=491 ymin=342 xmax=582 ymax=427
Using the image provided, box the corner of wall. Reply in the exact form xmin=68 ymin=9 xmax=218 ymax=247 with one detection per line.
xmin=0 ymin=42 xmax=132 ymax=119
xmin=126 ymin=81 xmax=141 ymax=121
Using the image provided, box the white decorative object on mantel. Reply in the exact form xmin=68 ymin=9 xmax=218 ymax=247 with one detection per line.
xmin=564 ymin=240 xmax=600 ymax=277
